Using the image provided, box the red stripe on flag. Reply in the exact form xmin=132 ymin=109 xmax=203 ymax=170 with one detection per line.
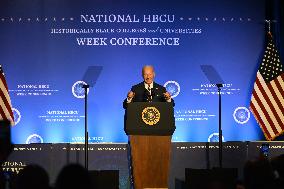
xmin=0 ymin=88 xmax=13 ymax=120
xmin=256 ymin=78 xmax=284 ymax=131
xmin=275 ymin=76 xmax=284 ymax=97
xmin=267 ymin=81 xmax=284 ymax=118
xmin=0 ymin=74 xmax=9 ymax=91
xmin=252 ymin=86 xmax=278 ymax=135
xmin=0 ymin=105 xmax=8 ymax=120
xmin=250 ymin=102 xmax=272 ymax=140
xmin=255 ymin=77 xmax=280 ymax=132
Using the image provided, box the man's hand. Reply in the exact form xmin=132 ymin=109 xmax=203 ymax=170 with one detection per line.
xmin=163 ymin=92 xmax=171 ymax=101
xmin=127 ymin=91 xmax=135 ymax=101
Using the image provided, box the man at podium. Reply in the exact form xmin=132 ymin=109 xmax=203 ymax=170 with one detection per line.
xmin=123 ymin=65 xmax=175 ymax=189
xmin=123 ymin=65 xmax=173 ymax=108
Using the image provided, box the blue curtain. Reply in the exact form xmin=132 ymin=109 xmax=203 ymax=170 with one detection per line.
xmin=266 ymin=0 xmax=284 ymax=61
xmin=266 ymin=0 xmax=284 ymax=140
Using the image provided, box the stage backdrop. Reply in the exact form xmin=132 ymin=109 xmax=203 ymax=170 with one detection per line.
xmin=0 ymin=0 xmax=267 ymax=144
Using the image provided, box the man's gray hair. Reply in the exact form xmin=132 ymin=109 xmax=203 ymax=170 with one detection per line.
xmin=142 ymin=65 xmax=155 ymax=74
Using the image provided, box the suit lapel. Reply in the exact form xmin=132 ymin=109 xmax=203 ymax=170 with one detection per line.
xmin=153 ymin=82 xmax=159 ymax=91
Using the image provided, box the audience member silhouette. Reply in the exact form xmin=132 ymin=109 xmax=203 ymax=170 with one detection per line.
xmin=55 ymin=164 xmax=91 ymax=189
xmin=13 ymin=164 xmax=50 ymax=189
xmin=271 ymin=154 xmax=284 ymax=188
xmin=243 ymin=157 xmax=276 ymax=189
xmin=0 ymin=132 xmax=13 ymax=189
xmin=234 ymin=180 xmax=245 ymax=189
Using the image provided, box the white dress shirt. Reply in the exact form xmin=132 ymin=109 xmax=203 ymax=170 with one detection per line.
xmin=127 ymin=82 xmax=171 ymax=103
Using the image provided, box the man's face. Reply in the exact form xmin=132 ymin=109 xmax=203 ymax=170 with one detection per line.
xmin=143 ymin=67 xmax=155 ymax=84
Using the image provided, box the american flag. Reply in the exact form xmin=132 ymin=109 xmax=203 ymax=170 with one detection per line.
xmin=0 ymin=65 xmax=14 ymax=125
xmin=250 ymin=34 xmax=284 ymax=140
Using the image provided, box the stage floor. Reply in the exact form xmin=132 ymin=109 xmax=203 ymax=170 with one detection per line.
xmin=3 ymin=142 xmax=284 ymax=189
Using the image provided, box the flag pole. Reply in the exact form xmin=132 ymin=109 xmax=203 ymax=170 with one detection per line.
xmin=265 ymin=19 xmax=277 ymax=37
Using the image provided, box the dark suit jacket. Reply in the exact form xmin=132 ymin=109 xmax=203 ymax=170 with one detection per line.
xmin=123 ymin=82 xmax=174 ymax=109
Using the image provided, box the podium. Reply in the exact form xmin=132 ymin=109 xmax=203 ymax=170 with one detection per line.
xmin=125 ymin=102 xmax=175 ymax=189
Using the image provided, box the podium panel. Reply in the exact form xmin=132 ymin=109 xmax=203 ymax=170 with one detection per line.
xmin=125 ymin=102 xmax=175 ymax=189
xmin=125 ymin=102 xmax=175 ymax=136
xmin=129 ymin=135 xmax=171 ymax=189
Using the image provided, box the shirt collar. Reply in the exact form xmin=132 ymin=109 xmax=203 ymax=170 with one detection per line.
xmin=144 ymin=82 xmax=154 ymax=89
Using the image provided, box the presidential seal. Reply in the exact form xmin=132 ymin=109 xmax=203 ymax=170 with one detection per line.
xmin=72 ymin=81 xmax=89 ymax=99
xmin=26 ymin=134 xmax=43 ymax=144
xmin=164 ymin=80 xmax=180 ymax=98
xmin=208 ymin=133 xmax=225 ymax=142
xmin=142 ymin=107 xmax=160 ymax=126
xmin=233 ymin=107 xmax=250 ymax=124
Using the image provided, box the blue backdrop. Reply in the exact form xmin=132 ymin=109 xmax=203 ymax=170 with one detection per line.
xmin=0 ymin=0 xmax=267 ymax=144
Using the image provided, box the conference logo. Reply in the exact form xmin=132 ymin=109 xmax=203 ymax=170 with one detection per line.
xmin=208 ymin=133 xmax=225 ymax=142
xmin=142 ymin=107 xmax=160 ymax=126
xmin=233 ymin=107 xmax=250 ymax=124
xmin=164 ymin=80 xmax=180 ymax=98
xmin=72 ymin=81 xmax=89 ymax=98
xmin=12 ymin=108 xmax=21 ymax=125
xmin=26 ymin=134 xmax=43 ymax=144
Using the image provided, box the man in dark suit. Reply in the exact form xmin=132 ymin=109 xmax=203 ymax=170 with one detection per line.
xmin=123 ymin=65 xmax=173 ymax=108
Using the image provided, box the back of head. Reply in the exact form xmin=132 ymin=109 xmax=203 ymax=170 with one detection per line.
xmin=55 ymin=164 xmax=91 ymax=189
xmin=14 ymin=164 xmax=49 ymax=189
xmin=271 ymin=154 xmax=284 ymax=178
xmin=271 ymin=154 xmax=284 ymax=188
xmin=244 ymin=158 xmax=275 ymax=189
